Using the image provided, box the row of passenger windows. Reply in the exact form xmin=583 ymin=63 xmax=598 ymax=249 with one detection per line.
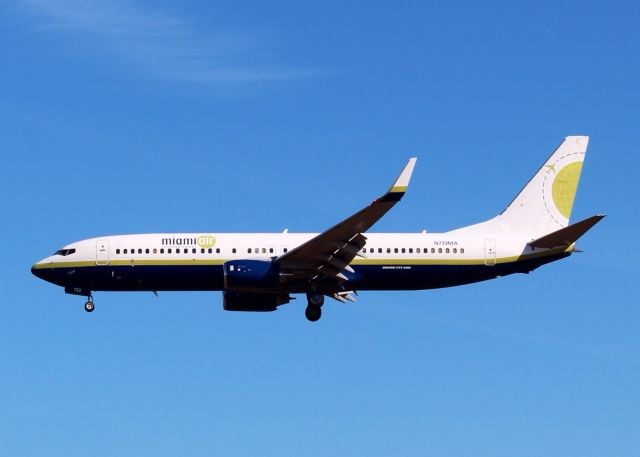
xmin=114 ymin=247 xmax=289 ymax=255
xmin=116 ymin=247 xmax=221 ymax=255
xmin=362 ymin=247 xmax=465 ymax=254
xmin=114 ymin=246 xmax=463 ymax=256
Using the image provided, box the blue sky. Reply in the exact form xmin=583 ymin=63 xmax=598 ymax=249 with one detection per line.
xmin=1 ymin=0 xmax=639 ymax=455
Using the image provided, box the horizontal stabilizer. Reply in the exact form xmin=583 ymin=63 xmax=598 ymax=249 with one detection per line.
xmin=529 ymin=214 xmax=605 ymax=249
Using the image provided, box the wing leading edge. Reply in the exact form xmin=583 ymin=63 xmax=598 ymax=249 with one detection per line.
xmin=275 ymin=158 xmax=417 ymax=294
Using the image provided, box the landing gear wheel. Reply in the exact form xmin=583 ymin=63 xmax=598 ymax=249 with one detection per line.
xmin=308 ymin=292 xmax=325 ymax=307
xmin=305 ymin=305 xmax=322 ymax=322
xmin=84 ymin=300 xmax=94 ymax=313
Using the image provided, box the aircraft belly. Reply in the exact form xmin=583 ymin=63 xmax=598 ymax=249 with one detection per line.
xmin=349 ymin=264 xmax=496 ymax=290
xmin=48 ymin=265 xmax=225 ymax=292
xmin=348 ymin=252 xmax=570 ymax=290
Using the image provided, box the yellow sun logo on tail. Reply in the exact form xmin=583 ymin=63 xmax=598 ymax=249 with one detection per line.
xmin=551 ymin=162 xmax=583 ymax=219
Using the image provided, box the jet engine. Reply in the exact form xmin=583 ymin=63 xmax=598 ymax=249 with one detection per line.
xmin=223 ymin=259 xmax=281 ymax=291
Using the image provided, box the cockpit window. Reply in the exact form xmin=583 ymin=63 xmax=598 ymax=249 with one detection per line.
xmin=54 ymin=248 xmax=76 ymax=256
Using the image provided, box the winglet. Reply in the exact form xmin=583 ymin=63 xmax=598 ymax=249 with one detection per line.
xmin=389 ymin=157 xmax=417 ymax=193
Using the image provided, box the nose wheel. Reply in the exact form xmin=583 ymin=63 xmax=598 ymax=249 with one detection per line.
xmin=84 ymin=296 xmax=95 ymax=313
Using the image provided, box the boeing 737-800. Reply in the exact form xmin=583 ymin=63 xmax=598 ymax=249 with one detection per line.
xmin=32 ymin=136 xmax=603 ymax=321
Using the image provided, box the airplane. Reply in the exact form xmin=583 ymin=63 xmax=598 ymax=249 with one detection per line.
xmin=32 ymin=136 xmax=604 ymax=322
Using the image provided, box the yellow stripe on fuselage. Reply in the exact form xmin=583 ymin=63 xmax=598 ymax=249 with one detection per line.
xmin=32 ymin=245 xmax=572 ymax=270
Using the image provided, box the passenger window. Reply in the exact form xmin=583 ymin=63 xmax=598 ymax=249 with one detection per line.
xmin=394 ymin=248 xmax=398 ymax=253
xmin=453 ymin=248 xmax=457 ymax=253
xmin=378 ymin=248 xmax=382 ymax=253
xmin=438 ymin=248 xmax=442 ymax=253
xmin=409 ymin=248 xmax=413 ymax=254
xmin=401 ymin=248 xmax=406 ymax=253
xmin=192 ymin=248 xmax=196 ymax=254
xmin=269 ymin=248 xmax=274 ymax=254
xmin=123 ymin=249 xmax=128 ymax=254
xmin=116 ymin=249 xmax=121 ymax=254
xmin=137 ymin=249 xmax=142 ymax=254
xmin=446 ymin=248 xmax=450 ymax=254
xmin=431 ymin=248 xmax=435 ymax=253
xmin=283 ymin=248 xmax=288 ymax=253
xmin=248 ymin=248 xmax=252 ymax=253
xmin=387 ymin=248 xmax=391 ymax=253
xmin=262 ymin=248 xmax=266 ymax=253
xmin=145 ymin=249 xmax=150 ymax=254
xmin=216 ymin=248 xmax=220 ymax=254
xmin=416 ymin=248 xmax=420 ymax=253
xmin=232 ymin=248 xmax=237 ymax=254
xmin=168 ymin=248 xmax=172 ymax=254
xmin=153 ymin=248 xmax=157 ymax=254
xmin=160 ymin=248 xmax=164 ymax=254
xmin=460 ymin=248 xmax=465 ymax=254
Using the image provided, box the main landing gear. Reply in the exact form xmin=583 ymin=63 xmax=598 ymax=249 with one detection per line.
xmin=305 ymin=292 xmax=324 ymax=322
xmin=84 ymin=295 xmax=95 ymax=313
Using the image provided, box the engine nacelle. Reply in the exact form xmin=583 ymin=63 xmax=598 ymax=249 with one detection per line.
xmin=223 ymin=291 xmax=291 ymax=312
xmin=223 ymin=259 xmax=281 ymax=291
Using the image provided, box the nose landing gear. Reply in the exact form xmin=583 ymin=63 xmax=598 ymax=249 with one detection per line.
xmin=84 ymin=295 xmax=95 ymax=313
xmin=305 ymin=292 xmax=324 ymax=322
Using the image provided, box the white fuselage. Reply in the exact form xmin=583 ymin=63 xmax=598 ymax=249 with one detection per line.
xmin=32 ymin=231 xmax=571 ymax=293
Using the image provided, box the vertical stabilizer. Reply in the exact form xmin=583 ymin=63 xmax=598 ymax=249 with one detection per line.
xmin=449 ymin=136 xmax=590 ymax=237
xmin=499 ymin=136 xmax=589 ymax=235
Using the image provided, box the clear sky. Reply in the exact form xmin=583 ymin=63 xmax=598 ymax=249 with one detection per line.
xmin=1 ymin=1 xmax=639 ymax=455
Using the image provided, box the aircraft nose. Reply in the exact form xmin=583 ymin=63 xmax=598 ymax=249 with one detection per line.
xmin=31 ymin=263 xmax=44 ymax=279
xmin=31 ymin=259 xmax=50 ymax=281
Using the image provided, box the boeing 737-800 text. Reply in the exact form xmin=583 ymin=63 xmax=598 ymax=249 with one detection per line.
xmin=32 ymin=136 xmax=603 ymax=321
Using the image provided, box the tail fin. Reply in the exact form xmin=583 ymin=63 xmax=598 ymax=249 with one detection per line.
xmin=498 ymin=136 xmax=589 ymax=235
xmin=449 ymin=136 xmax=590 ymax=237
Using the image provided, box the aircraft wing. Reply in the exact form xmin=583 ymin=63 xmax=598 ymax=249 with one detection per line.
xmin=275 ymin=158 xmax=417 ymax=287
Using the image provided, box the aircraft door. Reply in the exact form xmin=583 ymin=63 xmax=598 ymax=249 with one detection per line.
xmin=96 ymin=239 xmax=110 ymax=265
xmin=484 ymin=239 xmax=496 ymax=266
